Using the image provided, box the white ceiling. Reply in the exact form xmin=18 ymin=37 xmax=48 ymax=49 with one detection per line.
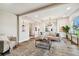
xmin=0 ymin=3 xmax=50 ymax=15
xmin=0 ymin=3 xmax=79 ymax=23
xmin=22 ymin=3 xmax=79 ymax=23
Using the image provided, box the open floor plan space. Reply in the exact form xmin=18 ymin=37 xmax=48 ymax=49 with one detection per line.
xmin=0 ymin=3 xmax=79 ymax=56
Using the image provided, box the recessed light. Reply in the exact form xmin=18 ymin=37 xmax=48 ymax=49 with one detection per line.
xmin=34 ymin=15 xmax=38 ymax=18
xmin=67 ymin=7 xmax=71 ymax=10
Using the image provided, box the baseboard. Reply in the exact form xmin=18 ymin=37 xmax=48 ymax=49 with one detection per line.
xmin=19 ymin=39 xmax=29 ymax=43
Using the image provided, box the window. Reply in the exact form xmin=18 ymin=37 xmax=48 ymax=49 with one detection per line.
xmin=73 ymin=16 xmax=79 ymax=36
xmin=73 ymin=16 xmax=79 ymax=28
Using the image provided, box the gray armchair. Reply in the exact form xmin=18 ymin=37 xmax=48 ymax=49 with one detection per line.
xmin=0 ymin=40 xmax=10 ymax=55
xmin=0 ymin=36 xmax=16 ymax=55
xmin=0 ymin=41 xmax=3 ymax=53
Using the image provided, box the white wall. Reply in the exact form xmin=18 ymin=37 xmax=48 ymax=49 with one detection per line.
xmin=0 ymin=11 xmax=17 ymax=37
xmin=31 ymin=21 xmax=57 ymax=37
xmin=0 ymin=10 xmax=30 ymax=43
xmin=19 ymin=16 xmax=30 ymax=43
xmin=57 ymin=18 xmax=70 ymax=33
xmin=31 ymin=23 xmax=46 ymax=37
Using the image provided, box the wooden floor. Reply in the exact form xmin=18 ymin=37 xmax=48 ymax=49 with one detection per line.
xmin=6 ymin=38 xmax=79 ymax=56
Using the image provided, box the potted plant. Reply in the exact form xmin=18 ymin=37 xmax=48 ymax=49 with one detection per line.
xmin=62 ymin=25 xmax=70 ymax=39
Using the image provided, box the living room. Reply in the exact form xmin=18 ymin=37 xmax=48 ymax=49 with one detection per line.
xmin=0 ymin=3 xmax=79 ymax=56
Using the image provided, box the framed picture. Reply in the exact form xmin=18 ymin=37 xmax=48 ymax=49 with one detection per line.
xmin=22 ymin=24 xmax=25 ymax=32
